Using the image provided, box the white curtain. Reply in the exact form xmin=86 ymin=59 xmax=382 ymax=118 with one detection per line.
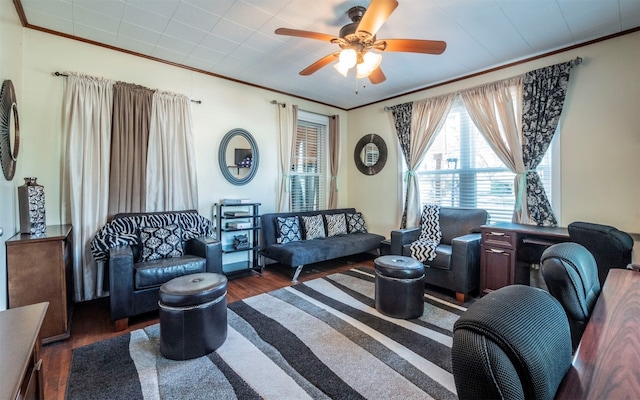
xmin=62 ymin=73 xmax=113 ymax=301
xmin=146 ymin=91 xmax=198 ymax=212
xmin=276 ymin=103 xmax=297 ymax=212
xmin=403 ymin=95 xmax=455 ymax=227
xmin=460 ymin=77 xmax=527 ymax=222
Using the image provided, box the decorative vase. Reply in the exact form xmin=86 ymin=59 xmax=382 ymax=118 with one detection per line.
xmin=18 ymin=177 xmax=46 ymax=235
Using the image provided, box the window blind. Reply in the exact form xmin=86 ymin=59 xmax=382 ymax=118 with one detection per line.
xmin=291 ymin=113 xmax=327 ymax=212
xmin=417 ymin=96 xmax=553 ymax=223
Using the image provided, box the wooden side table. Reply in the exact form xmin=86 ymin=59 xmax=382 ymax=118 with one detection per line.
xmin=6 ymin=225 xmax=73 ymax=343
xmin=0 ymin=302 xmax=48 ymax=400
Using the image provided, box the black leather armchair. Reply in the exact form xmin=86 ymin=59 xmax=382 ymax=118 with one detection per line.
xmin=452 ymin=285 xmax=572 ymax=400
xmin=567 ymin=221 xmax=634 ymax=285
xmin=390 ymin=207 xmax=488 ymax=302
xmin=108 ymin=211 xmax=222 ymax=330
xmin=541 ymin=242 xmax=601 ymax=350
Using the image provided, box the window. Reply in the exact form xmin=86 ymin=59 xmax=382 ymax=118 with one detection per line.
xmin=291 ymin=111 xmax=327 ymax=212
xmin=415 ymin=96 xmax=553 ymax=223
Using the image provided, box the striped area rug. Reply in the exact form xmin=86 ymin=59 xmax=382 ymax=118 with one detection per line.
xmin=65 ymin=267 xmax=466 ymax=400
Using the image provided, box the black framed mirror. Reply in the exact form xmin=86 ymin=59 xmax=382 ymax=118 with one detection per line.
xmin=0 ymin=80 xmax=19 ymax=181
xmin=218 ymin=128 xmax=259 ymax=185
xmin=354 ymin=133 xmax=387 ymax=175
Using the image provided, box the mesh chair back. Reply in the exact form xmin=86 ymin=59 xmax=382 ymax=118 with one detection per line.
xmin=568 ymin=221 xmax=633 ymax=285
xmin=541 ymin=242 xmax=601 ymax=349
xmin=452 ymin=285 xmax=572 ymax=400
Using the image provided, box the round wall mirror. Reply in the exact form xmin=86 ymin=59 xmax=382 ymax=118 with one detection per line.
xmin=0 ymin=80 xmax=19 ymax=181
xmin=218 ymin=128 xmax=259 ymax=185
xmin=354 ymin=133 xmax=387 ymax=175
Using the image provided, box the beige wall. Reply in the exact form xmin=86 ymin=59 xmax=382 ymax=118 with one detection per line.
xmin=348 ymin=31 xmax=640 ymax=237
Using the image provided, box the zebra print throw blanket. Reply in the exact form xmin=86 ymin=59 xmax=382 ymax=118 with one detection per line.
xmin=65 ymin=267 xmax=466 ymax=400
xmin=409 ymin=204 xmax=442 ymax=263
xmin=90 ymin=211 xmax=214 ymax=262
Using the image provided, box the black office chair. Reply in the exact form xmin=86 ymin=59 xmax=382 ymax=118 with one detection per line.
xmin=452 ymin=285 xmax=572 ymax=400
xmin=540 ymin=242 xmax=600 ymax=350
xmin=567 ymin=221 xmax=634 ymax=285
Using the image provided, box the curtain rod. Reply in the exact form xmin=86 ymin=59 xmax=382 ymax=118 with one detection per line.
xmin=383 ymin=56 xmax=583 ymax=112
xmin=270 ymin=99 xmax=337 ymax=118
xmin=270 ymin=99 xmax=286 ymax=108
xmin=53 ymin=72 xmax=202 ymax=104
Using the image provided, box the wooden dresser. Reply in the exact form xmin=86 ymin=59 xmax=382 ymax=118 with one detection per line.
xmin=6 ymin=225 xmax=73 ymax=343
xmin=0 ymin=302 xmax=48 ymax=400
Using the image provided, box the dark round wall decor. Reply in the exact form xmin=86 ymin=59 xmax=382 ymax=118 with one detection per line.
xmin=0 ymin=79 xmax=20 ymax=181
xmin=218 ymin=128 xmax=259 ymax=185
xmin=354 ymin=133 xmax=387 ymax=175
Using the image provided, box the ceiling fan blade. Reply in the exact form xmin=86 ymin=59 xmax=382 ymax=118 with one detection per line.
xmin=356 ymin=0 xmax=398 ymax=38
xmin=275 ymin=28 xmax=336 ymax=43
xmin=368 ymin=67 xmax=386 ymax=84
xmin=380 ymin=39 xmax=447 ymax=54
xmin=300 ymin=53 xmax=339 ymax=75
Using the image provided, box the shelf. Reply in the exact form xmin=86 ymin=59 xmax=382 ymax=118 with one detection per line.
xmin=221 ymin=244 xmax=259 ymax=253
xmin=214 ymin=203 xmax=261 ymax=277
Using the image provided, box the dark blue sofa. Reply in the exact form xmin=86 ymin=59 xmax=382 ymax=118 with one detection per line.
xmin=260 ymin=208 xmax=385 ymax=282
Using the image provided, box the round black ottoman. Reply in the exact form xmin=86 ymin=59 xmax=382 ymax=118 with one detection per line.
xmin=159 ymin=272 xmax=228 ymax=360
xmin=375 ymin=255 xmax=425 ymax=319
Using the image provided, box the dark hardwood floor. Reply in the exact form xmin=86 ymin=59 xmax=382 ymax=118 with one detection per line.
xmin=42 ymin=256 xmax=375 ymax=400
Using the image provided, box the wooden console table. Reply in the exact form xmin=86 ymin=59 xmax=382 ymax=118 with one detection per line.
xmin=555 ymin=268 xmax=640 ymax=398
xmin=6 ymin=224 xmax=73 ymax=343
xmin=0 ymin=302 xmax=48 ymax=400
xmin=480 ymin=222 xmax=569 ymax=296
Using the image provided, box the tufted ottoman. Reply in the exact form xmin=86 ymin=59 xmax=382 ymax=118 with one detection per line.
xmin=374 ymin=255 xmax=425 ymax=319
xmin=159 ymin=272 xmax=228 ymax=360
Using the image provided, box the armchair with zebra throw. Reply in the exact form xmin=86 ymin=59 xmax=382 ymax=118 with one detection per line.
xmin=91 ymin=210 xmax=222 ymax=330
xmin=390 ymin=206 xmax=488 ymax=302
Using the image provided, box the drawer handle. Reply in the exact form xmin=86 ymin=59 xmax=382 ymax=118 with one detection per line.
xmin=488 ymin=248 xmax=506 ymax=254
xmin=489 ymin=232 xmax=505 ymax=236
xmin=35 ymin=359 xmax=43 ymax=371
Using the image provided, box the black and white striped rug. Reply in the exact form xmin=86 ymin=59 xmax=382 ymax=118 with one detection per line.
xmin=66 ymin=267 xmax=467 ymax=400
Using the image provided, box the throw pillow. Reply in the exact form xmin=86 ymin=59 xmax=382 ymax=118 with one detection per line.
xmin=346 ymin=212 xmax=368 ymax=233
xmin=301 ymin=214 xmax=326 ymax=240
xmin=325 ymin=213 xmax=348 ymax=237
xmin=140 ymin=224 xmax=183 ymax=262
xmin=276 ymin=216 xmax=301 ymax=244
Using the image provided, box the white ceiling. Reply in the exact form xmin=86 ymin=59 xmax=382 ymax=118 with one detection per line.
xmin=16 ymin=0 xmax=640 ymax=110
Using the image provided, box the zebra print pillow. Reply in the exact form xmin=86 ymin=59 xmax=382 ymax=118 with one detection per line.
xmin=301 ymin=215 xmax=326 ymax=240
xmin=325 ymin=213 xmax=347 ymax=237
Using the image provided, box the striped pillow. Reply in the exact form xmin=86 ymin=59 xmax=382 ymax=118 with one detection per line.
xmin=325 ymin=213 xmax=347 ymax=237
xmin=301 ymin=215 xmax=326 ymax=240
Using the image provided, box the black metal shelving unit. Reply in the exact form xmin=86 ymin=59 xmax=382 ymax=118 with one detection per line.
xmin=213 ymin=202 xmax=261 ymax=277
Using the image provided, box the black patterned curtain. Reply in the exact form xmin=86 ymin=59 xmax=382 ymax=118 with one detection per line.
xmin=522 ymin=60 xmax=576 ymax=226
xmin=390 ymin=102 xmax=413 ymax=228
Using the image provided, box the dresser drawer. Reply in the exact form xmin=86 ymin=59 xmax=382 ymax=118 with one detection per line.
xmin=482 ymin=228 xmax=517 ymax=249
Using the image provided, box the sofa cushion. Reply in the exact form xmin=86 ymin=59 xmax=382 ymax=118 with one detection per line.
xmin=439 ymin=208 xmax=488 ymax=245
xmin=140 ymin=224 xmax=183 ymax=261
xmin=276 ymin=216 xmax=302 ymax=244
xmin=346 ymin=212 xmax=368 ymax=233
xmin=301 ymin=215 xmax=326 ymax=239
xmin=134 ymin=255 xmax=206 ymax=289
xmin=403 ymin=244 xmax=452 ymax=270
xmin=325 ymin=213 xmax=347 ymax=237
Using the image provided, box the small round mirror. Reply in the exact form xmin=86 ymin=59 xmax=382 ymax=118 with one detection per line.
xmin=354 ymin=133 xmax=386 ymax=175
xmin=219 ymin=128 xmax=259 ymax=185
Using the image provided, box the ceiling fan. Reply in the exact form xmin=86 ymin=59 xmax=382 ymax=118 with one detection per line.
xmin=275 ymin=0 xmax=446 ymax=84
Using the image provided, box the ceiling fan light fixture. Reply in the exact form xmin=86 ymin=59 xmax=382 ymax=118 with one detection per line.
xmin=338 ymin=48 xmax=357 ymax=68
xmin=356 ymin=52 xmax=383 ymax=78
